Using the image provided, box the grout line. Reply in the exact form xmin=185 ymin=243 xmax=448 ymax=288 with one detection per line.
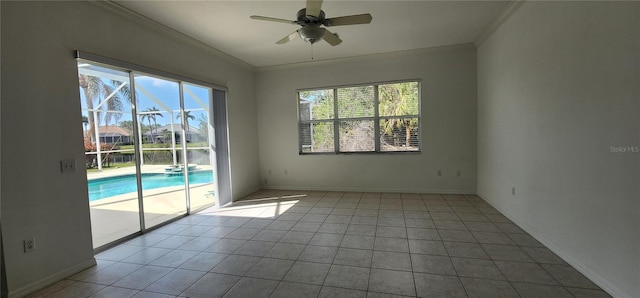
xmin=71 ymin=191 xmax=610 ymax=298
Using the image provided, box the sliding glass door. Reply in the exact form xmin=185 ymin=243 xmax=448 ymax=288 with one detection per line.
xmin=134 ymin=73 xmax=188 ymax=229
xmin=182 ymin=83 xmax=217 ymax=211
xmin=79 ymin=63 xmax=141 ymax=248
xmin=77 ymin=55 xmax=227 ymax=248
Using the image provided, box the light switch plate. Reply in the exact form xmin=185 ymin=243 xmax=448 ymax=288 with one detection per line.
xmin=60 ymin=159 xmax=76 ymax=173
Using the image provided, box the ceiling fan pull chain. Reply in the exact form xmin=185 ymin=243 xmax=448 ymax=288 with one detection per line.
xmin=311 ymin=43 xmax=314 ymax=60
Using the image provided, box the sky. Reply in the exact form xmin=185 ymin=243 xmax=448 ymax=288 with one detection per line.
xmin=78 ymin=63 xmax=211 ymax=127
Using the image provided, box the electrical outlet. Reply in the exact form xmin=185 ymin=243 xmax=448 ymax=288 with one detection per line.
xmin=457 ymin=170 xmax=461 ymax=176
xmin=60 ymin=159 xmax=76 ymax=173
xmin=284 ymin=170 xmax=288 ymax=175
xmin=512 ymin=187 xmax=516 ymax=196
xmin=437 ymin=170 xmax=442 ymax=176
xmin=264 ymin=179 xmax=268 ymax=185
xmin=24 ymin=238 xmax=36 ymax=253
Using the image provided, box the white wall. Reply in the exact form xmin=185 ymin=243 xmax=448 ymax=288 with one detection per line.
xmin=477 ymin=2 xmax=639 ymax=297
xmin=256 ymin=45 xmax=477 ymax=193
xmin=1 ymin=2 xmax=3 ymax=295
xmin=0 ymin=2 xmax=259 ymax=296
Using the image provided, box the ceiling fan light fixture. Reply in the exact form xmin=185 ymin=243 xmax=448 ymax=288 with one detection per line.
xmin=299 ymin=24 xmax=324 ymax=44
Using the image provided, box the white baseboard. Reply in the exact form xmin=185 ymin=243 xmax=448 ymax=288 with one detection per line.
xmin=259 ymin=185 xmax=476 ymax=195
xmin=477 ymin=194 xmax=630 ymax=298
xmin=8 ymin=258 xmax=96 ymax=298
xmin=232 ymin=185 xmax=263 ymax=202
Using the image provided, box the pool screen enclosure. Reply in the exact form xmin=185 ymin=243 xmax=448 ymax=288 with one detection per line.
xmin=75 ymin=51 xmax=231 ymax=249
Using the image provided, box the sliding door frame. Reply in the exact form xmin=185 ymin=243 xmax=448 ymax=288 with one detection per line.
xmin=76 ymin=51 xmax=232 ymax=250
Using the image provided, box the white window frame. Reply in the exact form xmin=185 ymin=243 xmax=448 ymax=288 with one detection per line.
xmin=298 ymin=80 xmax=421 ymax=154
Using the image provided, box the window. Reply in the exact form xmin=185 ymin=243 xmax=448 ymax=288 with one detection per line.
xmin=299 ymin=81 xmax=420 ymax=154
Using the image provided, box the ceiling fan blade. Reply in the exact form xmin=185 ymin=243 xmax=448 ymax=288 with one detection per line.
xmin=325 ymin=14 xmax=372 ymax=26
xmin=306 ymin=0 xmax=323 ymax=18
xmin=276 ymin=30 xmax=300 ymax=44
xmin=250 ymin=15 xmax=295 ymax=24
xmin=322 ymin=28 xmax=342 ymax=46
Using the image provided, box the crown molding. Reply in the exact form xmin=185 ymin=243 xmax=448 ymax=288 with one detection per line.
xmin=474 ymin=0 xmax=526 ymax=47
xmin=91 ymin=0 xmax=257 ymax=72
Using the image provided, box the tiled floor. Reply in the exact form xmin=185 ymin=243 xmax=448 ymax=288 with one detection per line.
xmin=27 ymin=190 xmax=611 ymax=298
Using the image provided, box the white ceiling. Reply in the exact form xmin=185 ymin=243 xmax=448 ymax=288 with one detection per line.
xmin=113 ymin=1 xmax=511 ymax=68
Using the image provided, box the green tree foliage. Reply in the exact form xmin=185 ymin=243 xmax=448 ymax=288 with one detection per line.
xmin=337 ymin=86 xmax=375 ymax=151
xmin=119 ymin=120 xmax=134 ymax=132
xmin=300 ymin=82 xmax=420 ymax=152
xmin=299 ymin=89 xmax=334 ymax=120
xmin=379 ymin=82 xmax=419 ymax=148
xmin=311 ymin=122 xmax=334 ymax=152
xmin=299 ymin=90 xmax=334 ymax=151
xmin=338 ymin=86 xmax=375 ymax=118
xmin=379 ymin=82 xmax=419 ymax=116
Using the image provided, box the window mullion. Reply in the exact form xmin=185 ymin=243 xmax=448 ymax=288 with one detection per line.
xmin=380 ymin=115 xmax=420 ymax=119
xmin=336 ymin=116 xmax=376 ymax=121
xmin=333 ymin=88 xmax=340 ymax=153
xmin=374 ymin=85 xmax=380 ymax=152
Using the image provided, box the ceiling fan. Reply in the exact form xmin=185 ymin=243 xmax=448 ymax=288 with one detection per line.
xmin=250 ymin=0 xmax=372 ymax=46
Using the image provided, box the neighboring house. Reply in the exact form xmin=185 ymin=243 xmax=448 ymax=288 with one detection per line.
xmin=89 ymin=124 xmax=204 ymax=145
xmin=94 ymin=126 xmax=132 ymax=144
xmin=151 ymin=124 xmax=204 ymax=143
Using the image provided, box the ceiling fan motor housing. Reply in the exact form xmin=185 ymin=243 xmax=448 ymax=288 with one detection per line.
xmin=297 ymin=8 xmax=325 ymax=24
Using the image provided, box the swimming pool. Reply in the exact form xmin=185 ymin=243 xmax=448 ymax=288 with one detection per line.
xmin=88 ymin=170 xmax=213 ymax=201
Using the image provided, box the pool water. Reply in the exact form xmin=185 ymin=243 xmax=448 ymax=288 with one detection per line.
xmin=88 ymin=170 xmax=213 ymax=201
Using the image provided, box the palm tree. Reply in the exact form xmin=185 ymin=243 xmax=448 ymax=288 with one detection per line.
xmin=197 ymin=114 xmax=209 ymax=142
xmin=177 ymin=110 xmax=196 ymax=143
xmin=81 ymin=116 xmax=89 ymax=140
xmin=139 ymin=113 xmax=152 ymax=143
xmin=141 ymin=107 xmax=163 ymax=143
xmin=78 ymin=75 xmax=131 ymax=142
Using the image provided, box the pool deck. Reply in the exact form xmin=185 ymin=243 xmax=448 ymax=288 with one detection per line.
xmin=87 ymin=164 xmax=211 ymax=179
xmin=87 ymin=164 xmax=217 ymax=248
